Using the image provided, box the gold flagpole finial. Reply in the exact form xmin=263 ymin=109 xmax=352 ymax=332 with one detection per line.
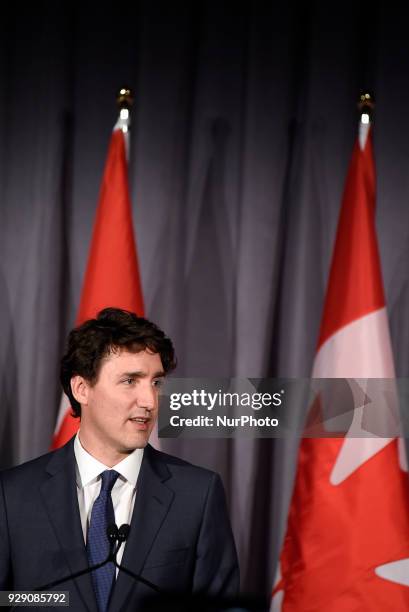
xmin=115 ymin=87 xmax=133 ymax=135
xmin=116 ymin=87 xmax=134 ymax=110
xmin=358 ymin=92 xmax=374 ymax=124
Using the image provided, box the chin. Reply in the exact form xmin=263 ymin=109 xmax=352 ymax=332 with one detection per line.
xmin=122 ymin=437 xmax=149 ymax=452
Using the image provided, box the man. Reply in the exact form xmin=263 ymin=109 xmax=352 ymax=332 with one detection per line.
xmin=0 ymin=308 xmax=239 ymax=611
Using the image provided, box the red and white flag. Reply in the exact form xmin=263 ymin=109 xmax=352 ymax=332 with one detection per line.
xmin=52 ymin=116 xmax=144 ymax=449
xmin=272 ymin=120 xmax=409 ymax=609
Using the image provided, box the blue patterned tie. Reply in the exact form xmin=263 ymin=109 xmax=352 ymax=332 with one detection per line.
xmin=87 ymin=470 xmax=119 ymax=612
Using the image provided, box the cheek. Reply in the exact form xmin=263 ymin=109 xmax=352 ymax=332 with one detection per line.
xmin=89 ymin=390 xmax=124 ymax=422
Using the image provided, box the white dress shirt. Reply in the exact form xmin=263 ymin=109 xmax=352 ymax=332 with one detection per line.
xmin=74 ymin=433 xmax=144 ymax=570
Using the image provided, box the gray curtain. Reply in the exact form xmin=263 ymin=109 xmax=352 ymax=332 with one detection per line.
xmin=1 ymin=0 xmax=409 ymax=595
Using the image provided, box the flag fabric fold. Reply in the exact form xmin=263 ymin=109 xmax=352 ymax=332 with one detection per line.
xmin=52 ymin=126 xmax=144 ymax=449
xmin=272 ymin=122 xmax=409 ymax=610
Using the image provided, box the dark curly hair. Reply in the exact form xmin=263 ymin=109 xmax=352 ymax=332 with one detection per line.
xmin=60 ymin=307 xmax=176 ymax=418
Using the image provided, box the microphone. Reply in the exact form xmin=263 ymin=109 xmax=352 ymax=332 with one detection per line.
xmin=107 ymin=523 xmax=119 ymax=545
xmin=21 ymin=523 xmax=162 ymax=612
xmin=9 ymin=526 xmax=122 ymax=610
xmin=118 ymin=523 xmax=130 ymax=542
xmin=110 ymin=524 xmax=162 ymax=593
xmin=32 ymin=524 xmax=121 ymax=593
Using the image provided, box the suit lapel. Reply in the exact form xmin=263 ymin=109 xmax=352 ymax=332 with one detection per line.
xmin=108 ymin=445 xmax=174 ymax=612
xmin=40 ymin=439 xmax=97 ymax=612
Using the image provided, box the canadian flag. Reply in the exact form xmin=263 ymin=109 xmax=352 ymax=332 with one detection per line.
xmin=272 ymin=120 xmax=409 ymax=609
xmin=52 ymin=120 xmax=144 ymax=448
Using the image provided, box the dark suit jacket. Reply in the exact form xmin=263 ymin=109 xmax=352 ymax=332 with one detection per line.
xmin=0 ymin=438 xmax=239 ymax=611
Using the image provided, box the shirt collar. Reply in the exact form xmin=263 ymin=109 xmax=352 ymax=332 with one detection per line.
xmin=74 ymin=432 xmax=144 ymax=488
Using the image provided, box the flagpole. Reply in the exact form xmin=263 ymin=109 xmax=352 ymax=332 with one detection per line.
xmin=52 ymin=85 xmax=144 ymax=449
xmin=358 ymin=91 xmax=374 ymax=123
xmin=358 ymin=92 xmax=374 ymax=150
xmin=273 ymin=94 xmax=409 ymax=609
xmin=115 ymin=87 xmax=133 ymax=159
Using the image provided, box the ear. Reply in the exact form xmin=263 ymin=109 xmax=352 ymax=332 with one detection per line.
xmin=70 ymin=375 xmax=91 ymax=407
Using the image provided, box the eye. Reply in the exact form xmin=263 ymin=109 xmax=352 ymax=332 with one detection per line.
xmin=153 ymin=378 xmax=164 ymax=388
xmin=123 ymin=378 xmax=135 ymax=385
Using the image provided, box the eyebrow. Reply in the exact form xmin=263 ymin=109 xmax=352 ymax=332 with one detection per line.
xmin=119 ymin=370 xmax=166 ymax=378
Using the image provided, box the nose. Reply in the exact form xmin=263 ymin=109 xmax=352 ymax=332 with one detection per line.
xmin=136 ymin=381 xmax=157 ymax=412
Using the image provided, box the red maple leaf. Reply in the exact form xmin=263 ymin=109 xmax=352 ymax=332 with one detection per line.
xmin=275 ymin=438 xmax=409 ymax=611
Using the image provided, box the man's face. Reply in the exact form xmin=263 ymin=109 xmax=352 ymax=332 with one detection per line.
xmin=77 ymin=348 xmax=165 ymax=460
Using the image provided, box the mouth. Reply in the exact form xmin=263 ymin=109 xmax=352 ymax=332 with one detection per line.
xmin=128 ymin=416 xmax=151 ymax=431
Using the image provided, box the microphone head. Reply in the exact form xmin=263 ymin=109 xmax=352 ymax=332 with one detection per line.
xmin=118 ymin=524 xmax=130 ymax=542
xmin=107 ymin=523 xmax=119 ymax=543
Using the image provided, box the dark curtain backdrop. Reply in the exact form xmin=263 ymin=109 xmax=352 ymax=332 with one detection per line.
xmin=1 ymin=0 xmax=409 ymax=596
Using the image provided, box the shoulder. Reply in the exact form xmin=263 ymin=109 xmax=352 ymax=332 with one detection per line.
xmin=144 ymin=444 xmax=223 ymax=493
xmin=145 ymin=444 xmax=216 ymax=476
xmin=142 ymin=446 xmax=231 ymax=526
xmin=1 ymin=451 xmax=52 ymax=486
xmin=0 ymin=440 xmax=73 ymax=489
